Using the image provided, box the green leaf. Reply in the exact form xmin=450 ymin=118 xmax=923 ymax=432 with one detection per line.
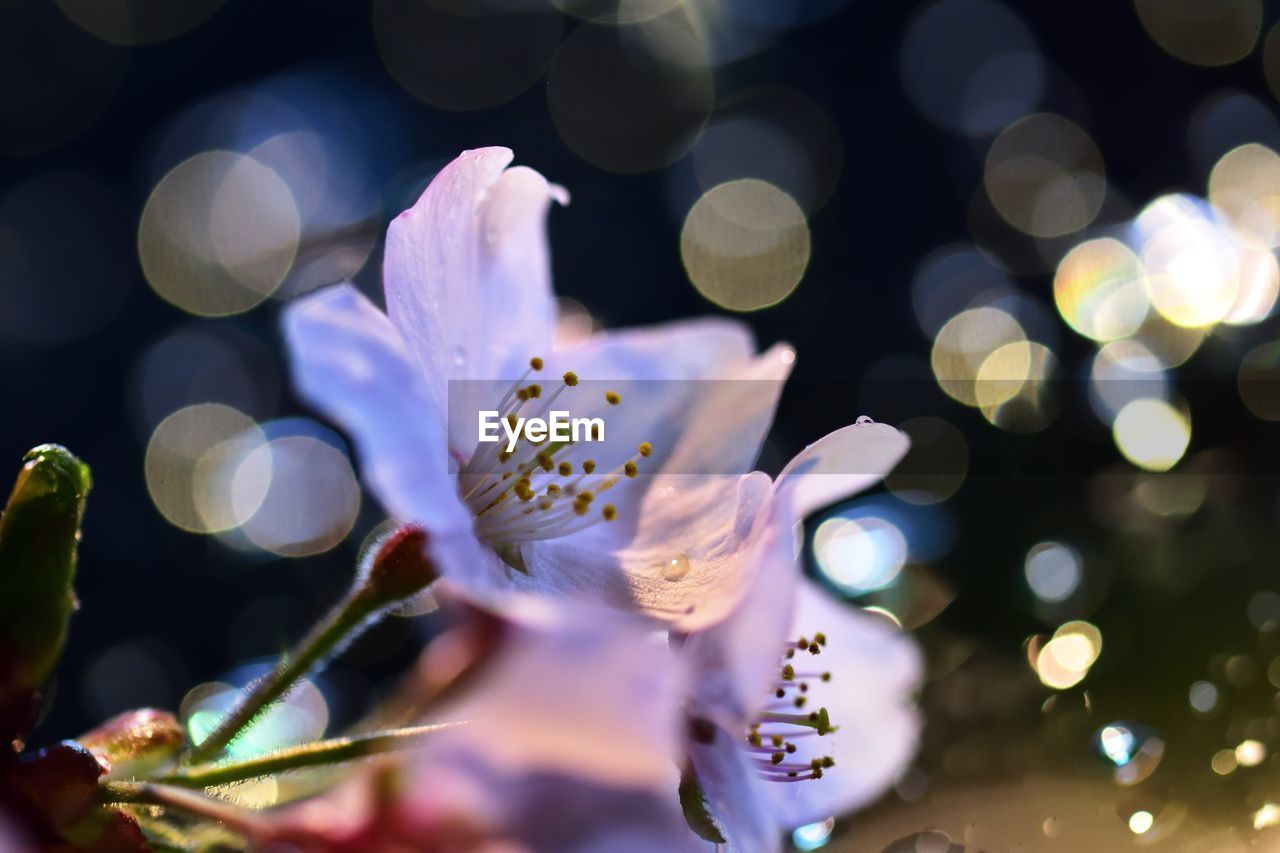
xmin=0 ymin=444 xmax=91 ymax=689
xmin=678 ymin=764 xmax=726 ymax=845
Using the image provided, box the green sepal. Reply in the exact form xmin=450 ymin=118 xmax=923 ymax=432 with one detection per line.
xmin=495 ymin=542 xmax=529 ymax=574
xmin=0 ymin=444 xmax=91 ymax=688
xmin=678 ymin=764 xmax=727 ymax=845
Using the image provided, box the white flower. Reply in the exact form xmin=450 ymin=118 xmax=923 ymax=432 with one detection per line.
xmin=284 ymin=147 xmax=794 ymax=629
xmin=677 ymin=426 xmax=924 ymax=851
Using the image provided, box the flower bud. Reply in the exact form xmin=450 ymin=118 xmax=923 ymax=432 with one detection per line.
xmin=357 ymin=525 xmax=437 ymax=608
xmin=78 ymin=709 xmax=184 ymax=780
xmin=4 ymin=741 xmax=146 ymax=851
xmin=0 ymin=445 xmax=90 ymax=744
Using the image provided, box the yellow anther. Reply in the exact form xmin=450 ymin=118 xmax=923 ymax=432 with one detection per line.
xmin=624 ymin=460 xmax=638 ymax=478
xmin=590 ymin=423 xmax=602 ymax=440
xmin=506 ymin=413 xmax=518 ymax=428
xmin=781 ymin=664 xmax=795 ymax=681
xmin=771 ymin=735 xmax=783 ymax=747
xmin=516 ymin=388 xmax=530 ymax=402
xmin=573 ymin=501 xmax=589 ymax=516
xmin=638 ymin=442 xmax=652 ymax=457
xmin=576 ymin=491 xmax=595 ymax=504
xmin=583 ymin=460 xmax=597 ymax=474
xmin=498 ymin=450 xmax=512 ymax=464
xmin=527 ymin=384 xmax=542 ymax=399
xmin=602 ymin=504 xmax=617 ymax=520
xmin=530 ymin=357 xmax=544 ymax=370
xmin=537 ymin=451 xmax=555 ymax=472
xmin=605 ymin=391 xmax=620 ymax=405
xmin=814 ymin=632 xmax=827 ymax=646
xmin=545 ymin=484 xmax=561 ymax=497
xmin=563 ymin=371 xmax=578 ymax=386
xmin=747 ymin=731 xmax=762 ymax=748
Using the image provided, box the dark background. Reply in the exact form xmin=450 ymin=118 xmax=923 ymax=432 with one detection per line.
xmin=2 ymin=0 xmax=1279 ymax=843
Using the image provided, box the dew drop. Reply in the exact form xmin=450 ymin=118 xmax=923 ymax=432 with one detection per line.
xmin=661 ymin=552 xmax=691 ymax=581
xmin=451 ymin=346 xmax=467 ymax=368
xmin=855 ymin=415 xmax=875 ymax=425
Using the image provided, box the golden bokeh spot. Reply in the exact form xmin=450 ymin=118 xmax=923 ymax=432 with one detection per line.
xmin=1112 ymin=398 xmax=1191 ymax=472
xmin=983 ymin=113 xmax=1105 ymax=238
xmin=145 ymin=404 xmax=268 ymax=534
xmin=1054 ymin=238 xmax=1150 ymax=341
xmin=1135 ymin=0 xmax=1262 ymax=67
xmin=680 ymin=178 xmax=811 ymax=312
xmin=139 ymin=151 xmax=300 ymax=317
xmin=1208 ymin=143 xmax=1280 ymax=249
xmin=931 ymin=307 xmax=1027 ymax=407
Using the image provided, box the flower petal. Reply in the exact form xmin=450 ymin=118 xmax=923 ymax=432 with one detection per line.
xmin=413 ymin=760 xmax=705 ymax=853
xmin=384 ymin=148 xmax=562 ymax=416
xmin=764 ymin=579 xmax=922 ymax=828
xmin=680 ymin=494 xmax=800 ymax=730
xmin=282 ymin=284 xmax=471 ymax=532
xmin=520 ymin=472 xmax=773 ymax=629
xmin=425 ymin=612 xmax=683 ymax=789
xmin=774 ymin=421 xmax=910 ymax=519
xmin=688 ymin=725 xmax=783 ymax=853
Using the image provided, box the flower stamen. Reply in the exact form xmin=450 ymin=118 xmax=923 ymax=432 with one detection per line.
xmin=744 ymin=633 xmax=838 ymax=783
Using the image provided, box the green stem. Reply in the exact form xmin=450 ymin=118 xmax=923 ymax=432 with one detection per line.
xmin=163 ymin=724 xmax=458 ymax=789
xmin=100 ymin=781 xmax=265 ymax=836
xmin=186 ymin=590 xmax=379 ymax=764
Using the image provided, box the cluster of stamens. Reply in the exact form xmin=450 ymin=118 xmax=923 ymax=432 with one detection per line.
xmin=745 ymin=632 xmax=837 ymax=782
xmin=459 ymin=357 xmax=652 ymax=546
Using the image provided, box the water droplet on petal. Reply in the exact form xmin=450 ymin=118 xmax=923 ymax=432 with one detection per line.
xmin=661 ymin=552 xmax=691 ymax=581
xmin=855 ymin=415 xmax=875 ymax=425
xmin=451 ymin=345 xmax=467 ymax=368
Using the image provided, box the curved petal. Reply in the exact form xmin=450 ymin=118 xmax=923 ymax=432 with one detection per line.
xmin=410 ymin=760 xmax=705 ymax=853
xmin=764 ymin=580 xmax=922 ymax=828
xmin=384 ymin=148 xmax=563 ymax=416
xmin=282 ymin=284 xmax=471 ymax=533
xmin=774 ymin=422 xmax=910 ymax=520
xmin=520 ymin=472 xmax=773 ymax=629
xmin=424 ymin=611 xmax=683 ymax=789
xmin=681 ymin=494 xmax=800 ymax=731
xmin=688 ymin=726 xmax=782 ymax=853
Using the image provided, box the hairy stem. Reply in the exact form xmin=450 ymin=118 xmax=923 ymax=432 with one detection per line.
xmin=100 ymin=781 xmax=266 ymax=836
xmin=164 ymin=723 xmax=459 ymax=789
xmin=186 ymin=590 xmax=379 ymax=764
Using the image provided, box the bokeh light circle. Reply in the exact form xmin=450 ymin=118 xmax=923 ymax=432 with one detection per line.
xmin=235 ymin=435 xmax=361 ymax=557
xmin=983 ymin=113 xmax=1106 ymax=238
xmin=1053 ymin=238 xmax=1150 ymax=341
xmin=55 ymin=0 xmax=224 ymax=45
xmin=680 ymin=179 xmax=810 ymax=311
xmin=0 ymin=172 xmax=132 ymax=346
xmin=373 ymin=0 xmax=562 ymax=111
xmin=1134 ymin=194 xmax=1240 ymax=328
xmin=1238 ymin=341 xmax=1280 ymax=421
xmin=885 ymin=416 xmax=970 ymax=505
xmin=138 ymin=151 xmax=301 ymax=317
xmin=548 ymin=17 xmax=713 ymax=173
xmin=1134 ymin=0 xmax=1262 ymax=67
xmin=145 ymin=404 xmax=269 ymax=534
xmin=0 ymin=2 xmax=127 ymax=155
xmin=813 ymin=516 xmax=908 ymax=594
xmin=1208 ymin=143 xmax=1280 ymax=249
xmin=930 ymin=307 xmax=1027 ymax=406
xmin=1112 ymin=399 xmax=1191 ymax=472
xmin=900 ymin=0 xmax=1043 ymax=137
xmin=1024 ymin=541 xmax=1082 ymax=603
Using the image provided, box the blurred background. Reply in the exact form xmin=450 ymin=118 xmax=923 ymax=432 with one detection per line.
xmin=2 ymin=0 xmax=1280 ymax=848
